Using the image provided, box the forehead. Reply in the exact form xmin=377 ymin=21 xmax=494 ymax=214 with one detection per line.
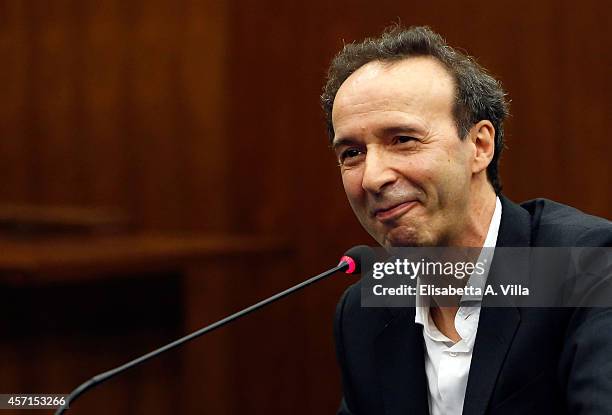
xmin=332 ymin=57 xmax=456 ymax=136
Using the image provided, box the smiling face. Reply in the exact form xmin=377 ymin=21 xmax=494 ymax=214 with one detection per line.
xmin=332 ymin=57 xmax=479 ymax=247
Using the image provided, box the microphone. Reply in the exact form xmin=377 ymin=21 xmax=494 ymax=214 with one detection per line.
xmin=55 ymin=245 xmax=373 ymax=414
xmin=338 ymin=244 xmax=373 ymax=274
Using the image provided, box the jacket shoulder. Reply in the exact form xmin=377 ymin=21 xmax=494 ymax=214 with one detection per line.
xmin=520 ymin=198 xmax=612 ymax=246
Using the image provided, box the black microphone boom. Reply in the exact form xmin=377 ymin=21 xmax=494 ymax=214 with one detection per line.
xmin=54 ymin=245 xmax=372 ymax=414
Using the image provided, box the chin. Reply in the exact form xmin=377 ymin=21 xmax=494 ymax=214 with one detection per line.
xmin=383 ymin=225 xmax=434 ymax=247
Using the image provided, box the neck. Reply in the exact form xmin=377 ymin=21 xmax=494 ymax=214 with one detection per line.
xmin=430 ymin=305 xmax=462 ymax=342
xmin=451 ymin=180 xmax=497 ymax=247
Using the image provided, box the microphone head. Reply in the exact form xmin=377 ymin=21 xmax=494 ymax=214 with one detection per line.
xmin=339 ymin=245 xmax=376 ymax=274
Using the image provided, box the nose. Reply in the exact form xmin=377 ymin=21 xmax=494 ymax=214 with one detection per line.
xmin=361 ymin=148 xmax=398 ymax=194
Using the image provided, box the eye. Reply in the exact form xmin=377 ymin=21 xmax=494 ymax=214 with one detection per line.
xmin=341 ymin=148 xmax=361 ymax=159
xmin=396 ymin=135 xmax=417 ymax=144
xmin=338 ymin=148 xmax=364 ymax=166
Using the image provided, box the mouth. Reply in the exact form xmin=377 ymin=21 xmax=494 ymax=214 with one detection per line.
xmin=373 ymin=201 xmax=417 ymax=222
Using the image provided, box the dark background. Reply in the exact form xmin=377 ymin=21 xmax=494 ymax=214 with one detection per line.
xmin=0 ymin=0 xmax=610 ymax=413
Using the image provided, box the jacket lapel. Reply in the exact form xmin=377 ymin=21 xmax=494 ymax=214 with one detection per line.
xmin=462 ymin=306 xmax=521 ymax=415
xmin=462 ymin=195 xmax=532 ymax=415
xmin=374 ymin=308 xmax=429 ymax=415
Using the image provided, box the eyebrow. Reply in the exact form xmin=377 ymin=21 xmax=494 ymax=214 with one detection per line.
xmin=331 ymin=137 xmax=358 ymax=151
xmin=331 ymin=124 xmax=423 ymax=150
xmin=380 ymin=125 xmax=422 ymax=136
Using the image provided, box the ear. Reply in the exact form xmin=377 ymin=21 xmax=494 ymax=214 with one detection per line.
xmin=470 ymin=120 xmax=495 ymax=174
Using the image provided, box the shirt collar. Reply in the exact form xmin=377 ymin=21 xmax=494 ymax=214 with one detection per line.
xmin=483 ymin=196 xmax=502 ymax=249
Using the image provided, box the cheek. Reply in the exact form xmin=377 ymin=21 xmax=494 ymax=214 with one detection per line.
xmin=341 ymin=170 xmax=363 ymax=200
xmin=432 ymin=152 xmax=473 ymax=202
xmin=341 ymin=170 xmax=369 ymax=216
xmin=402 ymin=152 xmax=470 ymax=202
xmin=395 ymin=155 xmax=440 ymax=191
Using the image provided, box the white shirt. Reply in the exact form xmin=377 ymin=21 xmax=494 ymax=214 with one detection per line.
xmin=414 ymin=196 xmax=502 ymax=415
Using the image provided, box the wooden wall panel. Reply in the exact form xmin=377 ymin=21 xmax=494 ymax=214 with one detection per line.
xmin=555 ymin=0 xmax=611 ymax=217
xmin=80 ymin=1 xmax=133 ymax=211
xmin=0 ymin=0 xmax=229 ymax=231
xmin=0 ymin=2 xmax=31 ymax=202
xmin=176 ymin=0 xmax=230 ymax=232
xmin=26 ymin=1 xmax=83 ymax=205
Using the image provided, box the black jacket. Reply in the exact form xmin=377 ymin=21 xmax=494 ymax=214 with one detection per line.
xmin=334 ymin=196 xmax=612 ymax=415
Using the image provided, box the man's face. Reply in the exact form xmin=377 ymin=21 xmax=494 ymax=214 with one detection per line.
xmin=331 ymin=57 xmax=476 ymax=247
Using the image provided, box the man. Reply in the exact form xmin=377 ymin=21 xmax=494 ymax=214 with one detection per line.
xmin=321 ymin=26 xmax=612 ymax=414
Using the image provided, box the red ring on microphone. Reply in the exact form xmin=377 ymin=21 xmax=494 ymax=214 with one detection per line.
xmin=339 ymin=256 xmax=356 ymax=274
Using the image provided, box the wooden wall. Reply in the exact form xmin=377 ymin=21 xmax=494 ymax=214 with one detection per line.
xmin=0 ymin=0 xmax=230 ymax=231
xmin=0 ymin=0 xmax=610 ymax=413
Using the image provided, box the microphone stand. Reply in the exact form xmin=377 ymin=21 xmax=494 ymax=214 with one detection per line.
xmin=55 ymin=261 xmax=350 ymax=414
